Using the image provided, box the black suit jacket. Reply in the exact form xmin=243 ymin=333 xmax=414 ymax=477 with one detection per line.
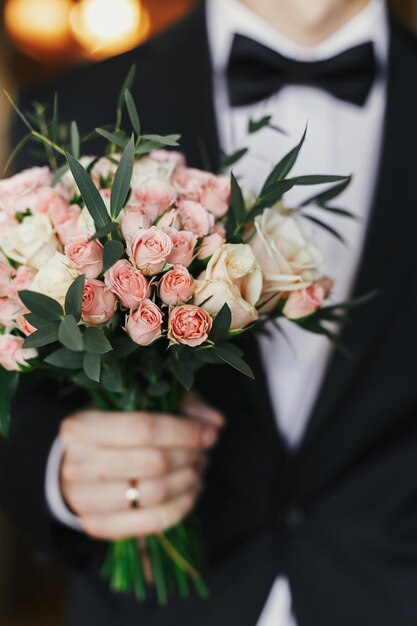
xmin=4 ymin=3 xmax=417 ymax=625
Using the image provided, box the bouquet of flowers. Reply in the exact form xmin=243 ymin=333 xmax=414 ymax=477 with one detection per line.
xmin=0 ymin=69 xmax=357 ymax=603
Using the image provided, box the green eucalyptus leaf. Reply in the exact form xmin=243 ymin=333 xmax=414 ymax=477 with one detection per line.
xmin=171 ymin=361 xmax=194 ymax=391
xmin=65 ymin=275 xmax=85 ymax=321
xmin=45 ymin=348 xmax=83 ymax=369
xmin=83 ymin=352 xmax=101 ymax=382
xmin=3 ymin=134 xmax=31 ymax=175
xmin=141 ymin=134 xmax=180 ymax=146
xmin=290 ymin=174 xmax=349 ymax=186
xmin=95 ymin=127 xmax=128 ymax=149
xmin=103 ymin=239 xmax=125 ymax=272
xmin=209 ymin=303 xmax=231 ymax=343
xmin=302 ymin=214 xmax=347 ymax=245
xmin=125 ymin=89 xmax=141 ymax=135
xmin=148 ymin=380 xmax=170 ymax=397
xmin=117 ymin=64 xmax=136 ymax=112
xmin=51 ymin=92 xmax=59 ymax=144
xmin=24 ymin=313 xmax=58 ymax=330
xmin=92 ymin=222 xmax=120 ymax=240
xmin=66 ymin=152 xmax=111 ymax=229
xmin=248 ymin=115 xmax=272 ymax=134
xmin=23 ymin=326 xmax=59 ymax=348
xmin=51 ymin=163 xmax=69 ymax=187
xmin=261 ymin=125 xmax=307 ymax=192
xmin=212 ymin=346 xmax=254 ymax=378
xmin=229 ymin=172 xmax=246 ymax=227
xmin=111 ymin=136 xmax=134 ymax=219
xmin=18 ymin=290 xmax=63 ymax=321
xmin=196 ymin=349 xmax=223 ymax=364
xmin=84 ymin=327 xmax=112 ymax=354
xmin=58 ymin=315 xmax=84 ymax=351
xmin=220 ymin=147 xmax=248 ymax=169
xmin=70 ymin=121 xmax=80 ymax=158
xmin=300 ymin=176 xmax=352 ymax=207
xmin=0 ymin=369 xmax=19 ymax=438
xmin=72 ymin=370 xmax=101 ymax=389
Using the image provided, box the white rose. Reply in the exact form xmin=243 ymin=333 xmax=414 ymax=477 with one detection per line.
xmin=206 ymin=243 xmax=263 ymax=307
xmin=2 ymin=213 xmax=58 ymax=269
xmin=30 ymin=252 xmax=77 ymax=306
xmin=131 ymin=158 xmax=176 ymax=189
xmin=193 ymin=278 xmax=258 ymax=330
xmin=249 ymin=208 xmax=324 ymax=303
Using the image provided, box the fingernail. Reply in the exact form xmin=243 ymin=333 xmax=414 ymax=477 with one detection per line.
xmin=202 ymin=427 xmax=217 ymax=447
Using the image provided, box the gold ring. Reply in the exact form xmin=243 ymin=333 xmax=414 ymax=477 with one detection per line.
xmin=125 ymin=479 xmax=140 ymax=509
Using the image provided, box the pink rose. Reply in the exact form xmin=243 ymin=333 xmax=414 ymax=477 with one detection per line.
xmin=126 ymin=298 xmax=163 ymax=346
xmin=121 ymin=209 xmax=151 ymax=241
xmin=8 ymin=266 xmax=36 ymax=303
xmin=178 ymin=200 xmax=214 ymax=238
xmin=15 ymin=310 xmax=36 ymax=336
xmin=165 ymin=228 xmax=197 ymax=266
xmin=127 ymin=226 xmax=173 ymax=276
xmin=197 ymin=233 xmax=225 ymax=260
xmin=0 ymin=298 xmax=21 ymax=328
xmin=171 ymin=167 xmax=211 ymax=200
xmin=0 ymin=212 xmax=19 ymax=244
xmin=82 ymin=279 xmax=116 ymax=325
xmin=48 ymin=198 xmax=81 ymax=244
xmin=0 ymin=263 xmax=15 ymax=298
xmin=168 ymin=305 xmax=212 ymax=347
xmin=130 ymin=180 xmax=177 ymax=223
xmin=0 ymin=167 xmax=52 ymax=214
xmin=65 ymin=234 xmax=103 ymax=279
xmin=0 ymin=334 xmax=37 ymax=371
xmin=283 ymin=279 xmax=333 ymax=320
xmin=159 ymin=266 xmax=194 ymax=305
xmin=104 ymin=259 xmax=150 ymax=308
xmin=149 ymin=150 xmax=186 ymax=166
xmin=200 ymin=175 xmax=230 ymax=218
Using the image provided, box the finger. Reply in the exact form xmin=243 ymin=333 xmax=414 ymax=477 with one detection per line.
xmin=81 ymin=491 xmax=197 ymax=540
xmin=62 ymin=444 xmax=202 ymax=482
xmin=65 ymin=466 xmax=202 ymax=515
xmin=61 ymin=411 xmax=218 ymax=449
xmin=181 ymin=391 xmax=225 ymax=428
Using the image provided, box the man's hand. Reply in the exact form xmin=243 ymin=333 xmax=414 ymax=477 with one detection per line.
xmin=60 ymin=392 xmax=224 ymax=540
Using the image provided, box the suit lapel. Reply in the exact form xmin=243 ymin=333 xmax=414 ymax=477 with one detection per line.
xmin=131 ymin=1 xmax=220 ymax=173
xmin=299 ymin=15 xmax=417 ymax=451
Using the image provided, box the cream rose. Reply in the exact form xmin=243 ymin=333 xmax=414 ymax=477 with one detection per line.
xmin=205 ymin=243 xmax=263 ymax=307
xmin=2 ymin=213 xmax=58 ymax=270
xmin=249 ymin=208 xmax=324 ymax=302
xmin=193 ymin=278 xmax=258 ymax=330
xmin=131 ymin=157 xmax=177 ymax=189
xmin=30 ymin=252 xmax=77 ymax=306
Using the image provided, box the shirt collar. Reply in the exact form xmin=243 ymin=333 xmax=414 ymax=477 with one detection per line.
xmin=206 ymin=0 xmax=389 ymax=74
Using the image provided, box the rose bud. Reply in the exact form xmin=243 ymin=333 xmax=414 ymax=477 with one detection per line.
xmin=159 ymin=266 xmax=194 ymax=306
xmin=168 ymin=304 xmax=212 ymax=347
xmin=130 ymin=180 xmax=177 ymax=223
xmin=82 ymin=279 xmax=117 ymax=325
xmin=104 ymin=259 xmax=150 ymax=308
xmin=126 ymin=299 xmax=163 ymax=346
xmin=121 ymin=208 xmax=151 ymax=241
xmin=65 ymin=234 xmax=103 ymax=279
xmin=283 ymin=281 xmax=329 ymax=320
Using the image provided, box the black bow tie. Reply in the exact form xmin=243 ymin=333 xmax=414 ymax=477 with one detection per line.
xmin=227 ymin=34 xmax=377 ymax=107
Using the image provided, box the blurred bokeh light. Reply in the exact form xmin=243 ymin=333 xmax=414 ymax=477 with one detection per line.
xmin=70 ymin=0 xmax=150 ymax=59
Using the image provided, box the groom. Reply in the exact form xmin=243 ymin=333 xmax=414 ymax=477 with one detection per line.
xmin=5 ymin=0 xmax=417 ymax=624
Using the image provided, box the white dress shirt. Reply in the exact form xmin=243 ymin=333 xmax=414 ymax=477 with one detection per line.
xmin=206 ymin=0 xmax=388 ymax=623
xmin=46 ymin=0 xmax=388 ymax=622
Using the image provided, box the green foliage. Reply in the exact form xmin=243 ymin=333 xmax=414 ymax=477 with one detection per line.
xmin=23 ymin=326 xmax=59 ymax=349
xmin=70 ymin=121 xmax=80 ymax=158
xmin=58 ymin=315 xmax=84 ymax=352
xmin=110 ymin=137 xmax=134 ymax=219
xmin=19 ymin=290 xmax=63 ymax=321
xmin=45 ymin=348 xmax=83 ymax=369
xmin=103 ymin=239 xmax=125 ymax=272
xmin=208 ymin=304 xmax=231 ymax=343
xmin=84 ymin=327 xmax=112 ymax=354
xmin=65 ymin=275 xmax=85 ymax=322
xmin=83 ymin=352 xmax=101 ymax=382
xmin=66 ymin=152 xmax=111 ymax=229
xmin=125 ymin=89 xmax=141 ymax=135
xmin=0 ymin=370 xmax=19 ymax=438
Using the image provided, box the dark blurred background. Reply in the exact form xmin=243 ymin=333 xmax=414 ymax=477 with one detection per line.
xmin=0 ymin=0 xmax=415 ymax=624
